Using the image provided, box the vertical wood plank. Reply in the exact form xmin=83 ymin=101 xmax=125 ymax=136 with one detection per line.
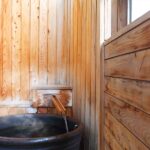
xmin=39 ymin=0 xmax=48 ymax=85
xmin=30 ymin=0 xmax=39 ymax=87
xmin=12 ymin=0 xmax=21 ymax=101
xmin=117 ymin=0 xmax=128 ymax=30
xmin=96 ymin=0 xmax=101 ymax=148
xmin=0 ymin=0 xmax=2 ymax=100
xmin=0 ymin=1 xmax=101 ymax=149
xmin=76 ymin=0 xmax=82 ymax=121
xmin=48 ymin=0 xmax=57 ymax=84
xmin=2 ymin=0 xmax=12 ymax=101
xmin=69 ymin=0 xmax=74 ymax=86
xmin=21 ymin=0 xmax=30 ymax=100
xmin=111 ymin=0 xmax=118 ymax=34
xmin=90 ymin=0 xmax=96 ymax=149
xmin=67 ymin=0 xmax=71 ymax=85
xmin=72 ymin=0 xmax=78 ymax=119
xmin=62 ymin=0 xmax=67 ymax=85
xmin=100 ymin=46 xmax=105 ymax=150
xmin=56 ymin=0 xmax=65 ymax=84
xmin=80 ymin=0 xmax=86 ymax=126
xmin=85 ymin=0 xmax=91 ymax=148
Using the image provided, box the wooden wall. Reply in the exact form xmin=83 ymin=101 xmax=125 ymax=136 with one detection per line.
xmin=0 ymin=0 xmax=71 ymax=102
xmin=0 ymin=0 xmax=100 ymax=150
xmin=102 ymin=12 xmax=150 ymax=150
xmin=111 ymin=0 xmax=128 ymax=35
xmin=70 ymin=0 xmax=100 ymax=150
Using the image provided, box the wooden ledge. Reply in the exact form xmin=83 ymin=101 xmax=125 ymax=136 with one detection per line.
xmin=31 ymin=85 xmax=72 ymax=90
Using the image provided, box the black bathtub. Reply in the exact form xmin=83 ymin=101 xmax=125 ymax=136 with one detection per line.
xmin=0 ymin=114 xmax=83 ymax=150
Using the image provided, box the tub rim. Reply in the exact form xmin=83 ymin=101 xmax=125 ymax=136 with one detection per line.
xmin=0 ymin=114 xmax=83 ymax=146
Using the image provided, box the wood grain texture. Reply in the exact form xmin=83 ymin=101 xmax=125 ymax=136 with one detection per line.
xmin=105 ymin=49 xmax=150 ymax=81
xmin=71 ymin=1 xmax=100 ymax=149
xmin=84 ymin=0 xmax=92 ymax=149
xmin=104 ymin=11 xmax=150 ymax=45
xmin=103 ymin=13 xmax=150 ymax=150
xmin=111 ymin=0 xmax=118 ymax=35
xmin=105 ymin=111 xmax=149 ymax=150
xmin=105 ymin=94 xmax=150 ymax=148
xmin=0 ymin=1 xmax=101 ymax=150
xmin=2 ymin=0 xmax=12 ymax=101
xmin=100 ymin=46 xmax=105 ymax=150
xmin=104 ymin=126 xmax=123 ymax=150
xmin=72 ymin=0 xmax=78 ymax=121
xmin=105 ymin=19 xmax=150 ymax=59
xmin=90 ymin=0 xmax=97 ymax=149
xmin=12 ymin=0 xmax=21 ymax=101
xmin=0 ymin=1 xmax=100 ymax=150
xmin=30 ymin=0 xmax=39 ymax=87
xmin=105 ymin=143 xmax=111 ymax=150
xmin=39 ymin=0 xmax=48 ymax=85
xmin=0 ymin=0 xmax=2 ymax=99
xmin=47 ymin=0 xmax=57 ymax=84
xmin=21 ymin=0 xmax=30 ymax=100
xmin=105 ymin=77 xmax=150 ymax=114
xmin=0 ymin=0 xmax=72 ymax=103
xmin=96 ymin=0 xmax=101 ymax=149
xmin=56 ymin=0 xmax=65 ymax=84
xmin=117 ymin=0 xmax=128 ymax=30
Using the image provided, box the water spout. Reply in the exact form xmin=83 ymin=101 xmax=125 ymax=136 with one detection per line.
xmin=51 ymin=95 xmax=66 ymax=115
xmin=51 ymin=95 xmax=69 ymax=132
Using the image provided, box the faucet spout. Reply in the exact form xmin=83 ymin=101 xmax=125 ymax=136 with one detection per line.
xmin=51 ymin=95 xmax=69 ymax=132
xmin=51 ymin=95 xmax=66 ymax=115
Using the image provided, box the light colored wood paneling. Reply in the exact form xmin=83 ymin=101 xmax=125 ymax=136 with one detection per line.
xmin=71 ymin=0 xmax=100 ymax=149
xmin=72 ymin=0 xmax=78 ymax=120
xmin=0 ymin=0 xmax=2 ymax=99
xmin=105 ymin=77 xmax=150 ymax=114
xmin=30 ymin=0 xmax=39 ymax=87
xmin=105 ymin=49 xmax=150 ymax=81
xmin=105 ymin=19 xmax=150 ymax=59
xmin=84 ymin=0 xmax=92 ymax=149
xmin=65 ymin=0 xmax=71 ymax=85
xmin=96 ymin=0 xmax=101 ymax=149
xmin=105 ymin=112 xmax=149 ymax=150
xmin=56 ymin=0 xmax=65 ymax=84
xmin=90 ymin=0 xmax=96 ymax=149
xmin=21 ymin=0 xmax=30 ymax=100
xmin=80 ymin=0 xmax=86 ymax=124
xmin=0 ymin=1 xmax=100 ymax=150
xmin=47 ymin=0 xmax=57 ymax=84
xmin=2 ymin=0 xmax=12 ymax=101
xmin=76 ymin=0 xmax=82 ymax=122
xmin=12 ymin=0 xmax=21 ymax=101
xmin=69 ymin=0 xmax=74 ymax=86
xmin=39 ymin=0 xmax=48 ymax=85
xmin=63 ymin=0 xmax=68 ymax=85
xmin=0 ymin=0 xmax=71 ymax=103
xmin=105 ymin=93 xmax=150 ymax=148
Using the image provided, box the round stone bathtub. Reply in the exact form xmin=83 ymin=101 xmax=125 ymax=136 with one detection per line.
xmin=0 ymin=114 xmax=83 ymax=150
